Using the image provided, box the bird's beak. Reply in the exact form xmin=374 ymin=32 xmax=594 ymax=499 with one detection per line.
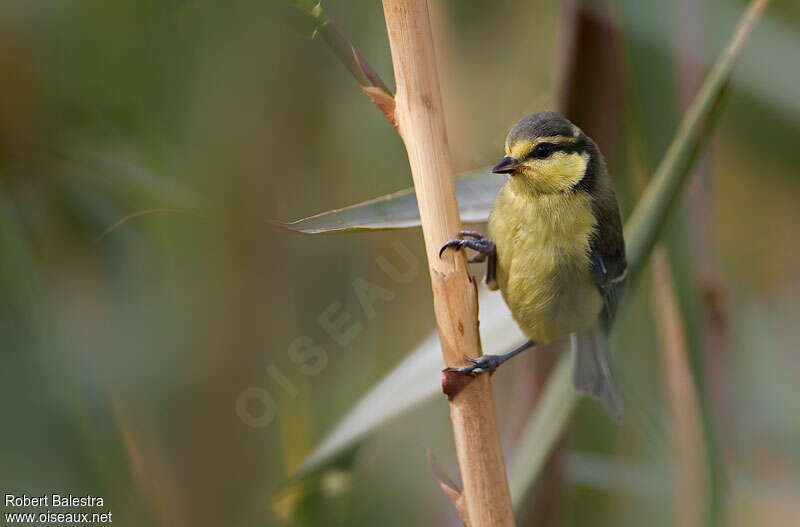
xmin=491 ymin=156 xmax=522 ymax=175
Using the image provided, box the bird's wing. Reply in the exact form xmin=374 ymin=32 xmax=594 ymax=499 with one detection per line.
xmin=589 ymin=195 xmax=628 ymax=331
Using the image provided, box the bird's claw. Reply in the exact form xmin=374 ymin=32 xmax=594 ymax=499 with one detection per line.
xmin=439 ymin=239 xmax=468 ymax=258
xmin=438 ymin=232 xmax=496 ymax=259
xmin=454 ymin=354 xmax=503 ymax=374
xmin=438 ymin=231 xmax=498 ymax=287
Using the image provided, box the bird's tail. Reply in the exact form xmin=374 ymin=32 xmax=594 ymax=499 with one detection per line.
xmin=571 ymin=327 xmax=623 ymax=423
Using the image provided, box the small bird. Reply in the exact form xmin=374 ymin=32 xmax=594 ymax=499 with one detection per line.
xmin=440 ymin=111 xmax=628 ymax=421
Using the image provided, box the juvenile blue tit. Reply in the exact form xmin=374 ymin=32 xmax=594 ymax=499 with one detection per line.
xmin=441 ymin=111 xmax=628 ymax=422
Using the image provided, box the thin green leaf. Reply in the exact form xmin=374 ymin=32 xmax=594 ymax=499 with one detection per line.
xmin=624 ymin=0 xmax=769 ymax=274
xmin=294 ymin=332 xmax=442 ymax=479
xmin=279 ymin=170 xmax=501 ymax=234
xmin=292 ymin=1 xmax=392 ymax=99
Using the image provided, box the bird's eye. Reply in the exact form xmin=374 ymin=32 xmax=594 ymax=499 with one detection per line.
xmin=530 ymin=143 xmax=554 ymax=159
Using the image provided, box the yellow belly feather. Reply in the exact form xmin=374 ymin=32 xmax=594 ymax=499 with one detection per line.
xmin=488 ymin=181 xmax=603 ymax=344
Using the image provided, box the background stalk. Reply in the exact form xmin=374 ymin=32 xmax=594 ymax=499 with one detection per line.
xmin=651 ymin=248 xmax=708 ymax=527
xmin=381 ymin=0 xmax=514 ymax=524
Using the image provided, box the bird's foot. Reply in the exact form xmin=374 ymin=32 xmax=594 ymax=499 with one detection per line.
xmin=439 ymin=231 xmax=497 ymax=286
xmin=453 ymin=354 xmax=506 ymax=374
xmin=449 ymin=340 xmax=534 ymax=375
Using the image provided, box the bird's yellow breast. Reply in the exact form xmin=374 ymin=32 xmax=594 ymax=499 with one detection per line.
xmin=488 ymin=181 xmax=603 ymax=343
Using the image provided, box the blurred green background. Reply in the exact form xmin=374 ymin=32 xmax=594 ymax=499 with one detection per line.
xmin=1 ymin=0 xmax=798 ymax=525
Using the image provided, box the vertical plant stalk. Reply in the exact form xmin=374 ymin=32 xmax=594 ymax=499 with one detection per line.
xmin=651 ymin=248 xmax=708 ymax=527
xmin=674 ymin=0 xmax=734 ymax=443
xmin=381 ymin=0 xmax=515 ymax=525
xmin=671 ymin=0 xmax=732 ymax=523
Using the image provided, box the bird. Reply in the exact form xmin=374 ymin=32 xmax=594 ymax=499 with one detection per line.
xmin=440 ymin=111 xmax=628 ymax=422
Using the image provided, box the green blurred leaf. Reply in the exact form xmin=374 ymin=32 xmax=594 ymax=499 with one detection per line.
xmin=279 ymin=169 xmax=501 ymax=234
xmin=54 ymin=147 xmax=200 ymax=208
xmin=565 ymin=450 xmax=669 ymax=496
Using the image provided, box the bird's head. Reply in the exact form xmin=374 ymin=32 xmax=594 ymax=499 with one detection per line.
xmin=493 ymin=111 xmax=598 ymax=195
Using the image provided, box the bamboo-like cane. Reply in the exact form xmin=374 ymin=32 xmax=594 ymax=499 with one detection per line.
xmin=381 ymin=0 xmax=514 ymax=525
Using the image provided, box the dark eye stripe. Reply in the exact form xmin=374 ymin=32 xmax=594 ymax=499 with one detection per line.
xmin=529 ymin=142 xmax=555 ymax=158
xmin=526 ymin=142 xmax=579 ymax=159
xmin=522 ymin=134 xmax=590 ymax=160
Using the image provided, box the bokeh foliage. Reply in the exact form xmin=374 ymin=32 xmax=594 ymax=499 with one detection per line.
xmin=1 ymin=1 xmax=799 ymax=526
